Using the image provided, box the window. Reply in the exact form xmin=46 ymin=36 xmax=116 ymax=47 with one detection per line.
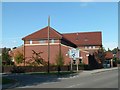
xmin=30 ymin=40 xmax=32 ymax=44
xmin=89 ymin=46 xmax=91 ymax=49
xmin=51 ymin=39 xmax=55 ymax=43
xmin=39 ymin=40 xmax=46 ymax=43
xmin=85 ymin=46 xmax=87 ymax=49
xmin=93 ymin=46 xmax=95 ymax=49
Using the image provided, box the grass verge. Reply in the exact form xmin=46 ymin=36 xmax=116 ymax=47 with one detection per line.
xmin=2 ymin=77 xmax=16 ymax=84
xmin=26 ymin=71 xmax=77 ymax=76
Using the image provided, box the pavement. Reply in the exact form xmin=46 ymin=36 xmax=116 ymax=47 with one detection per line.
xmin=82 ymin=67 xmax=118 ymax=75
xmin=2 ymin=67 xmax=118 ymax=89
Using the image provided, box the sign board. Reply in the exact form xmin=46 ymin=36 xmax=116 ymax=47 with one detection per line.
xmin=69 ymin=48 xmax=80 ymax=59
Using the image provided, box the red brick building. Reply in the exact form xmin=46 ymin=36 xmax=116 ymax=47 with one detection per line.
xmin=12 ymin=26 xmax=102 ymax=67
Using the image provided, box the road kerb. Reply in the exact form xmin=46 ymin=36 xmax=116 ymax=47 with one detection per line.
xmin=91 ymin=67 xmax=118 ymax=74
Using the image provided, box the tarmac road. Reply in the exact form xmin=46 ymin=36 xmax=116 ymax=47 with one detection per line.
xmin=12 ymin=68 xmax=118 ymax=88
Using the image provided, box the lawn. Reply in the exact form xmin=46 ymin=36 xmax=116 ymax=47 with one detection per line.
xmin=2 ymin=77 xmax=16 ymax=84
xmin=26 ymin=71 xmax=77 ymax=75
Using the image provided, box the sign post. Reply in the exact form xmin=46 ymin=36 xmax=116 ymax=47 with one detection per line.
xmin=70 ymin=58 xmax=73 ymax=72
xmin=76 ymin=58 xmax=79 ymax=72
xmin=69 ymin=48 xmax=80 ymax=72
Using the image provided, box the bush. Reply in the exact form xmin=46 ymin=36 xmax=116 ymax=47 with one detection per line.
xmin=2 ymin=77 xmax=15 ymax=84
xmin=2 ymin=47 xmax=13 ymax=65
xmin=11 ymin=66 xmax=25 ymax=73
xmin=78 ymin=63 xmax=85 ymax=67
xmin=55 ymin=52 xmax=64 ymax=73
xmin=78 ymin=63 xmax=89 ymax=69
xmin=14 ymin=51 xmax=24 ymax=64
xmin=117 ymin=60 xmax=120 ymax=64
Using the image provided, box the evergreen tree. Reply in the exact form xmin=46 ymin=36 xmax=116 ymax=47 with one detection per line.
xmin=55 ymin=52 xmax=64 ymax=73
xmin=2 ymin=47 xmax=12 ymax=65
xmin=94 ymin=47 xmax=106 ymax=67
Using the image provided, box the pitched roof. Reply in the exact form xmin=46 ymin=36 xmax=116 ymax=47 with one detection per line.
xmin=22 ymin=26 xmax=63 ymax=40
xmin=22 ymin=26 xmax=102 ymax=47
xmin=62 ymin=32 xmax=102 ymax=46
xmin=105 ymin=51 xmax=113 ymax=59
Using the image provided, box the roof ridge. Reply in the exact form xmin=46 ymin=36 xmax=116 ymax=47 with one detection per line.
xmin=22 ymin=26 xmax=48 ymax=40
xmin=22 ymin=26 xmax=63 ymax=40
xmin=49 ymin=27 xmax=63 ymax=38
xmin=62 ymin=31 xmax=101 ymax=35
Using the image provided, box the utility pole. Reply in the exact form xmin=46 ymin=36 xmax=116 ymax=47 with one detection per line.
xmin=24 ymin=40 xmax=25 ymax=66
xmin=47 ymin=16 xmax=50 ymax=73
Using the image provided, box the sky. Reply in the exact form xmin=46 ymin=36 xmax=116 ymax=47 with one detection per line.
xmin=1 ymin=0 xmax=120 ymax=2
xmin=2 ymin=2 xmax=118 ymax=50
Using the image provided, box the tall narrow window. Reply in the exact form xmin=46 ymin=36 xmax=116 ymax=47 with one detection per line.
xmin=51 ymin=39 xmax=55 ymax=43
xmin=89 ymin=46 xmax=91 ymax=49
xmin=39 ymin=40 xmax=46 ymax=43
xmin=30 ymin=40 xmax=32 ymax=44
xmin=85 ymin=46 xmax=87 ymax=49
xmin=93 ymin=46 xmax=95 ymax=49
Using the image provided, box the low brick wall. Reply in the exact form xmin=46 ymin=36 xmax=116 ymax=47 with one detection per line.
xmin=2 ymin=65 xmax=84 ymax=73
xmin=2 ymin=66 xmax=14 ymax=73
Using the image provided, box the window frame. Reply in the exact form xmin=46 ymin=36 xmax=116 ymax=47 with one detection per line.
xmin=51 ymin=39 xmax=55 ymax=43
xmin=30 ymin=40 xmax=32 ymax=44
xmin=39 ymin=40 xmax=46 ymax=43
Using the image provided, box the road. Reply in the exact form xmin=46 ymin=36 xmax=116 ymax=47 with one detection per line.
xmin=3 ymin=68 xmax=118 ymax=89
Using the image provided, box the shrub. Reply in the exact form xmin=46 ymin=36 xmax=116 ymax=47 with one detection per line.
xmin=11 ymin=66 xmax=25 ymax=73
xmin=117 ymin=60 xmax=120 ymax=64
xmin=78 ymin=63 xmax=90 ymax=70
xmin=2 ymin=47 xmax=13 ymax=65
xmin=55 ymin=52 xmax=64 ymax=73
xmin=14 ymin=51 xmax=24 ymax=64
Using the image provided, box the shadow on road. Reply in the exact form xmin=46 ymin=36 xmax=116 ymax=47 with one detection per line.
xmin=2 ymin=72 xmax=79 ymax=89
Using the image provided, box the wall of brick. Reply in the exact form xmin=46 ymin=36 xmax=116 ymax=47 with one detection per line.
xmin=25 ymin=39 xmax=60 ymax=44
xmin=24 ymin=44 xmax=60 ymax=65
xmin=80 ymin=51 xmax=89 ymax=64
xmin=60 ymin=44 xmax=72 ymax=65
xmin=24 ymin=43 xmax=73 ymax=65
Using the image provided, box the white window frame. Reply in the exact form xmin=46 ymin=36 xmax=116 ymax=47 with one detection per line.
xmin=39 ymin=40 xmax=46 ymax=43
xmin=30 ymin=40 xmax=32 ymax=44
xmin=85 ymin=46 xmax=87 ymax=49
xmin=93 ymin=46 xmax=95 ymax=49
xmin=51 ymin=39 xmax=55 ymax=43
xmin=89 ymin=46 xmax=91 ymax=49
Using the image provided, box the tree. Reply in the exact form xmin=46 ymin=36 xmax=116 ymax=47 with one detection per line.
xmin=27 ymin=50 xmax=47 ymax=66
xmin=2 ymin=47 xmax=12 ymax=65
xmin=112 ymin=47 xmax=120 ymax=54
xmin=55 ymin=52 xmax=64 ymax=73
xmin=14 ymin=51 xmax=24 ymax=64
xmin=0 ymin=54 xmax=2 ymax=66
xmin=94 ymin=47 xmax=106 ymax=67
xmin=108 ymin=48 xmax=111 ymax=52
